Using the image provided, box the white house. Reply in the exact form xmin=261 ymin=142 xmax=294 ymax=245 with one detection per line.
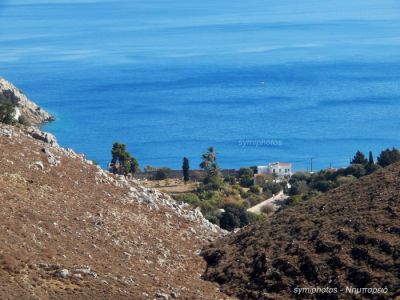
xmin=257 ymin=162 xmax=292 ymax=177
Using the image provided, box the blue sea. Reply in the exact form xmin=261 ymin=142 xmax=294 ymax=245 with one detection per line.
xmin=1 ymin=0 xmax=400 ymax=170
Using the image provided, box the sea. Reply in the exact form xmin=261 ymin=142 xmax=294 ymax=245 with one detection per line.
xmin=1 ymin=0 xmax=400 ymax=170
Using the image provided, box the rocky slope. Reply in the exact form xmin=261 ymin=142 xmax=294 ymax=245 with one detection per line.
xmin=0 ymin=78 xmax=53 ymax=125
xmin=202 ymin=164 xmax=400 ymax=299
xmin=0 ymin=123 xmax=231 ymax=299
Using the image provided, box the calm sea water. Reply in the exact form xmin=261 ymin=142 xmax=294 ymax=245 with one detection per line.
xmin=1 ymin=0 xmax=400 ymax=170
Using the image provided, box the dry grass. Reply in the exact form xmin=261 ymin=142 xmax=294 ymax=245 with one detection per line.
xmin=0 ymin=124 xmax=230 ymax=300
xmin=260 ymin=204 xmax=275 ymax=215
xmin=143 ymin=179 xmax=198 ymax=193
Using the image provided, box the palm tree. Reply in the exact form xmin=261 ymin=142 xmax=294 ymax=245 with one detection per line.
xmin=200 ymin=147 xmax=219 ymax=177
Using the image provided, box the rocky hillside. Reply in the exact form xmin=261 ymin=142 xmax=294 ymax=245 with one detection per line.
xmin=0 ymin=78 xmax=53 ymax=125
xmin=202 ymin=164 xmax=400 ymax=299
xmin=0 ymin=123 xmax=232 ymax=299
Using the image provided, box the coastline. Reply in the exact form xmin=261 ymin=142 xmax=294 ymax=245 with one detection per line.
xmin=0 ymin=77 xmax=54 ymax=126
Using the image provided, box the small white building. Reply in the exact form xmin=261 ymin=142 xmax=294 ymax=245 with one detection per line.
xmin=257 ymin=162 xmax=292 ymax=177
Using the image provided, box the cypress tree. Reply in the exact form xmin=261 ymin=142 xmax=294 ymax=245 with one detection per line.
xmin=182 ymin=157 xmax=190 ymax=183
xmin=368 ymin=151 xmax=374 ymax=165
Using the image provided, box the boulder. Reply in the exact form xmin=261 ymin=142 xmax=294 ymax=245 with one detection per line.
xmin=0 ymin=128 xmax=12 ymax=138
xmin=26 ymin=127 xmax=58 ymax=146
xmin=58 ymin=269 xmax=70 ymax=278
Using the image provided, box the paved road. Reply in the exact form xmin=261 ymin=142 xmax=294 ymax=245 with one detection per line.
xmin=247 ymin=190 xmax=288 ymax=214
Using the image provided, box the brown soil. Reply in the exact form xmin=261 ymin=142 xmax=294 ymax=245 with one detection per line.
xmin=202 ymin=163 xmax=400 ymax=299
xmin=0 ymin=124 xmax=232 ymax=300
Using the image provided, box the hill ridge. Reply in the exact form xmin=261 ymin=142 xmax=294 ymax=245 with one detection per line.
xmin=0 ymin=122 xmax=230 ymax=299
xmin=202 ymin=162 xmax=400 ymax=299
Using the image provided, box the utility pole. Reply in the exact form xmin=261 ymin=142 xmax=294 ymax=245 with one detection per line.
xmin=310 ymin=157 xmax=314 ymax=173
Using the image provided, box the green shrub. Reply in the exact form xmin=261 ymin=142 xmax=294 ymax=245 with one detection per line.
xmin=310 ymin=180 xmax=336 ymax=193
xmin=204 ymin=209 xmax=221 ymax=226
xmin=336 ymin=175 xmax=356 ymax=186
xmin=260 ymin=204 xmax=274 ymax=215
xmin=203 ymin=175 xmax=224 ymax=190
xmin=238 ymin=167 xmax=254 ymax=178
xmin=365 ymin=163 xmax=381 ymax=175
xmin=246 ymin=194 xmax=264 ymax=207
xmin=249 ymin=185 xmax=261 ymax=194
xmin=0 ymin=103 xmax=16 ymax=125
xmin=240 ymin=190 xmax=251 ymax=199
xmin=220 ymin=203 xmax=251 ymax=231
xmin=345 ymin=164 xmax=366 ymax=178
xmin=224 ymin=176 xmax=236 ymax=185
xmin=247 ymin=211 xmax=263 ymax=223
xmin=154 ymin=168 xmax=171 ymax=180
xmin=263 ymin=181 xmax=283 ymax=195
xmin=239 ymin=176 xmax=253 ymax=188
xmin=287 ymin=194 xmax=304 ymax=206
xmin=174 ymin=193 xmax=201 ymax=207
xmin=17 ymin=115 xmax=29 ymax=125
xmin=289 ymin=180 xmax=309 ymax=196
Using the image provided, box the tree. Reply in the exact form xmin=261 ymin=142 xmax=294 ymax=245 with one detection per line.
xmin=365 ymin=163 xmax=381 ymax=175
xmin=239 ymin=176 xmax=253 ymax=188
xmin=130 ymin=157 xmax=139 ymax=174
xmin=200 ymin=147 xmax=220 ymax=177
xmin=345 ymin=164 xmax=366 ymax=178
xmin=238 ymin=167 xmax=254 ymax=188
xmin=249 ymin=185 xmax=261 ymax=194
xmin=154 ymin=168 xmax=171 ymax=180
xmin=368 ymin=151 xmax=374 ymax=165
xmin=289 ymin=180 xmax=309 ymax=196
xmin=110 ymin=142 xmax=139 ymax=175
xmin=351 ymin=150 xmax=368 ymax=166
xmin=263 ymin=181 xmax=283 ymax=195
xmin=238 ymin=167 xmax=253 ymax=178
xmin=182 ymin=157 xmax=190 ymax=183
xmin=203 ymin=175 xmax=224 ymax=191
xmin=220 ymin=204 xmax=250 ymax=231
xmin=377 ymin=148 xmax=400 ymax=168
xmin=0 ymin=103 xmax=16 ymax=125
xmin=310 ymin=180 xmax=336 ymax=193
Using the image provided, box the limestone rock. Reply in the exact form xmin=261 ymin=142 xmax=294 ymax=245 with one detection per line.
xmin=42 ymin=147 xmax=60 ymax=166
xmin=26 ymin=126 xmax=58 ymax=146
xmin=0 ymin=128 xmax=12 ymax=137
xmin=156 ymin=291 xmax=169 ymax=300
xmin=58 ymin=269 xmax=70 ymax=278
xmin=0 ymin=77 xmax=54 ymax=125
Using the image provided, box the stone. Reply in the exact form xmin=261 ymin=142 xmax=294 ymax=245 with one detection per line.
xmin=42 ymin=147 xmax=60 ymax=166
xmin=58 ymin=269 xmax=70 ymax=278
xmin=156 ymin=292 xmax=169 ymax=300
xmin=170 ymin=288 xmax=179 ymax=298
xmin=26 ymin=127 xmax=58 ymax=146
xmin=32 ymin=161 xmax=44 ymax=170
xmin=0 ymin=128 xmax=12 ymax=138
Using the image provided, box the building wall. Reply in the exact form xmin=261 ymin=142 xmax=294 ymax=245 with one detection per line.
xmin=257 ymin=164 xmax=292 ymax=176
